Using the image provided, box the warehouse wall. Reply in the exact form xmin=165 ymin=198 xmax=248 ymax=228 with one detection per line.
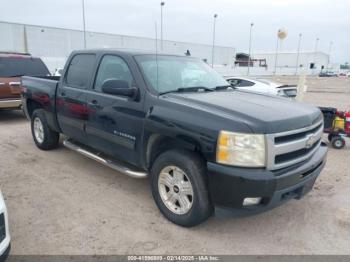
xmin=252 ymin=52 xmax=330 ymax=75
xmin=0 ymin=21 xmax=235 ymax=73
xmin=0 ymin=21 xmax=334 ymax=76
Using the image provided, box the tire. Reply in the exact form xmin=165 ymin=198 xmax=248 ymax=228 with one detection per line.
xmin=327 ymin=134 xmax=334 ymax=142
xmin=150 ymin=149 xmax=213 ymax=227
xmin=331 ymin=136 xmax=345 ymax=149
xmin=31 ymin=109 xmax=60 ymax=150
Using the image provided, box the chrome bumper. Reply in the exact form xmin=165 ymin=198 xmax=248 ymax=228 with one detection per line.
xmin=0 ymin=99 xmax=22 ymax=109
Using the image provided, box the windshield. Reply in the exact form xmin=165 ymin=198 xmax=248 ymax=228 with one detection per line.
xmin=134 ymin=55 xmax=229 ymax=93
xmin=0 ymin=57 xmax=50 ymax=77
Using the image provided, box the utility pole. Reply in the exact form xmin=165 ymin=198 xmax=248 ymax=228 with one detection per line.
xmin=82 ymin=0 xmax=87 ymax=49
xmin=274 ymin=35 xmax=279 ymax=75
xmin=247 ymin=23 xmax=254 ymax=75
xmin=295 ymin=33 xmax=302 ymax=75
xmin=313 ymin=38 xmax=319 ymax=75
xmin=160 ymin=2 xmax=165 ymax=51
xmin=211 ymin=14 xmax=218 ymax=68
xmin=327 ymin=41 xmax=333 ymax=70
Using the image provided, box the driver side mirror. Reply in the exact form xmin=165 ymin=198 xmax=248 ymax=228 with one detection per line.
xmin=101 ymin=79 xmax=138 ymax=99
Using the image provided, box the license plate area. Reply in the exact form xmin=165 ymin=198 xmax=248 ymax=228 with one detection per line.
xmin=281 ymin=177 xmax=316 ymax=201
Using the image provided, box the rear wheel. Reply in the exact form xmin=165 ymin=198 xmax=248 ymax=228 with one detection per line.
xmin=31 ymin=109 xmax=60 ymax=150
xmin=331 ymin=136 xmax=345 ymax=149
xmin=150 ymin=150 xmax=213 ymax=227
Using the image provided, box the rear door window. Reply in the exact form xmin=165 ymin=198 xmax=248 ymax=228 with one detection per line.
xmin=0 ymin=57 xmax=50 ymax=77
xmin=65 ymin=54 xmax=96 ymax=89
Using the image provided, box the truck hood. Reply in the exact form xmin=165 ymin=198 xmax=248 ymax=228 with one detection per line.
xmin=164 ymin=90 xmax=322 ymax=134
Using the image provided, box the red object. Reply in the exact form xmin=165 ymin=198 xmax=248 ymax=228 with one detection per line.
xmin=345 ymin=111 xmax=350 ymax=135
xmin=336 ymin=111 xmax=345 ymax=118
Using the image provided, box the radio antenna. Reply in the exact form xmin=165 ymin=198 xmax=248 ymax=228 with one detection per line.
xmin=155 ymin=22 xmax=159 ymax=93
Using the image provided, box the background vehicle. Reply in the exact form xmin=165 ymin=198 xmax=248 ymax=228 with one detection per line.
xmin=21 ymin=50 xmax=327 ymax=227
xmin=225 ymin=77 xmax=298 ymax=98
xmin=0 ymin=52 xmax=50 ymax=110
xmin=0 ymin=190 xmax=10 ymax=261
xmin=320 ymin=107 xmax=350 ymax=149
xmin=53 ymin=68 xmax=63 ymax=76
xmin=319 ymin=71 xmax=338 ymax=77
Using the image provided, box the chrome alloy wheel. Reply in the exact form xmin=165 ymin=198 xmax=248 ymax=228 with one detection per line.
xmin=158 ymin=166 xmax=194 ymax=215
xmin=33 ymin=117 xmax=44 ymax=143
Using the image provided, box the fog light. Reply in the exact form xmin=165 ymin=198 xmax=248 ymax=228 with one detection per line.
xmin=243 ymin=197 xmax=262 ymax=206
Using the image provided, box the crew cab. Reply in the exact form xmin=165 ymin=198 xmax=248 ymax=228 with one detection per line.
xmin=0 ymin=52 xmax=50 ymax=110
xmin=0 ymin=190 xmax=10 ymax=261
xmin=21 ymin=50 xmax=327 ymax=227
xmin=225 ymin=77 xmax=298 ymax=98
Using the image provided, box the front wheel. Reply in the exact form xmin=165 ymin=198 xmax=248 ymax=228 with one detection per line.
xmin=31 ymin=109 xmax=60 ymax=150
xmin=150 ymin=150 xmax=213 ymax=227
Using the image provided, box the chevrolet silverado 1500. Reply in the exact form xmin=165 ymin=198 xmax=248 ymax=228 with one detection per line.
xmin=21 ymin=50 xmax=327 ymax=227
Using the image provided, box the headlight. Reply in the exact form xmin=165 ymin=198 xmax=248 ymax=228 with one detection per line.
xmin=216 ymin=131 xmax=266 ymax=167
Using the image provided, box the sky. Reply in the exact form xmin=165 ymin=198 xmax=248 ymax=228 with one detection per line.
xmin=1 ymin=0 xmax=349 ymax=63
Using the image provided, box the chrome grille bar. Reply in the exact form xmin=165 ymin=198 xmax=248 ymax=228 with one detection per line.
xmin=266 ymin=120 xmax=323 ymax=170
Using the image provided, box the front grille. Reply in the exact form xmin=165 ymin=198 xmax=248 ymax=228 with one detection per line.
xmin=266 ymin=120 xmax=323 ymax=170
xmin=275 ymin=139 xmax=320 ymax=164
xmin=275 ymin=123 xmax=323 ymax=144
xmin=0 ymin=213 xmax=5 ymax=243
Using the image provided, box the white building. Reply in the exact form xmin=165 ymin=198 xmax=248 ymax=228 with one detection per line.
xmin=252 ymin=51 xmax=331 ymax=75
xmin=0 ymin=21 xmax=235 ymax=73
xmin=215 ymin=51 xmax=334 ymax=77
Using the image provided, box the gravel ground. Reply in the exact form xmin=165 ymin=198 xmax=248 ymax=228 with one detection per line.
xmin=0 ymin=77 xmax=350 ymax=255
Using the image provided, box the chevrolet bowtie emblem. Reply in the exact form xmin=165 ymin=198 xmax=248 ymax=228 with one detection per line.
xmin=305 ymin=134 xmax=317 ymax=149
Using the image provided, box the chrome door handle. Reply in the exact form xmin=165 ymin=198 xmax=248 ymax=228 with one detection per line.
xmin=88 ymin=100 xmax=101 ymax=109
xmin=9 ymin=82 xmax=21 ymax=86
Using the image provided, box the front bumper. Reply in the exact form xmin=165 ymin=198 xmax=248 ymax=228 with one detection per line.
xmin=0 ymin=99 xmax=22 ymax=109
xmin=207 ymin=143 xmax=327 ymax=212
xmin=0 ymin=243 xmax=10 ymax=261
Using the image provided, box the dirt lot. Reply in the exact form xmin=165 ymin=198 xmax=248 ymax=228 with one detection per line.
xmin=1 ymin=77 xmax=350 ymax=255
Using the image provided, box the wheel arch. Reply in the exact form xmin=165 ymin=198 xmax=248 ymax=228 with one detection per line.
xmin=145 ymin=134 xmax=205 ymax=169
xmin=25 ymin=99 xmax=61 ymax=133
xmin=26 ymin=99 xmax=43 ymax=119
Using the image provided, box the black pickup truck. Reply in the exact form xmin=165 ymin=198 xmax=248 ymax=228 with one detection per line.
xmin=21 ymin=50 xmax=327 ymax=227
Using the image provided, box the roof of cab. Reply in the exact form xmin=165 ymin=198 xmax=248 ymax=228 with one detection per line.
xmin=70 ymin=49 xmax=194 ymax=58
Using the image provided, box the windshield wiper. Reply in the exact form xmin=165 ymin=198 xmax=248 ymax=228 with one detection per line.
xmin=159 ymin=86 xmax=214 ymax=95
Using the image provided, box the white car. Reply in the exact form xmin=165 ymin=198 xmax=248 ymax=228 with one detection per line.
xmin=225 ymin=77 xmax=298 ymax=98
xmin=0 ymin=190 xmax=10 ymax=261
xmin=53 ymin=68 xmax=63 ymax=76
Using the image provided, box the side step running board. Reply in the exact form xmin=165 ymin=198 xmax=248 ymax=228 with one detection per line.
xmin=63 ymin=139 xmax=148 ymax=179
